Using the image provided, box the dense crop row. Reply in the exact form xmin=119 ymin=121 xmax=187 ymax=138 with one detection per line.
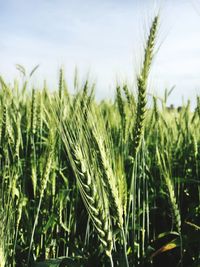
xmin=0 ymin=16 xmax=200 ymax=267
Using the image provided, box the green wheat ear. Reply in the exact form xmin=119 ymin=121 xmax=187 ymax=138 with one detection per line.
xmin=156 ymin=148 xmax=181 ymax=233
xmin=132 ymin=15 xmax=159 ymax=160
xmin=116 ymin=85 xmax=126 ymax=130
xmin=59 ymin=67 xmax=64 ymax=100
xmin=31 ymin=88 xmax=37 ymax=136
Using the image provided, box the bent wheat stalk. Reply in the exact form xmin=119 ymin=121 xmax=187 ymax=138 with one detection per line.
xmin=50 ymin=100 xmax=114 ymax=261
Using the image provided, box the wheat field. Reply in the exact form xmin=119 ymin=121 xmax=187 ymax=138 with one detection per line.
xmin=0 ymin=16 xmax=200 ymax=267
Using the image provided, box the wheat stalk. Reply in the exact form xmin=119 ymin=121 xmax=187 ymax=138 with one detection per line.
xmin=132 ymin=15 xmax=158 ymax=160
xmin=156 ymin=148 xmax=181 ymax=233
xmin=74 ymin=145 xmax=113 ymax=256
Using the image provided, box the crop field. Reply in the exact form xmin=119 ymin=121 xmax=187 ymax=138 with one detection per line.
xmin=0 ymin=16 xmax=200 ymax=267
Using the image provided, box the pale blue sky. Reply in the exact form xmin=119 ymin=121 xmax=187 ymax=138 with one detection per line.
xmin=0 ymin=0 xmax=200 ymax=107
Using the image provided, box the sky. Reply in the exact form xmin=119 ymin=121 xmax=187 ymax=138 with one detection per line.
xmin=0 ymin=0 xmax=200 ymax=107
